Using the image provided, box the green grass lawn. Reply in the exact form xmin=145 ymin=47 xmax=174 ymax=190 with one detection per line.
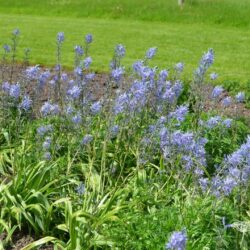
xmin=1 ymin=0 xmax=250 ymax=27
xmin=0 ymin=0 xmax=250 ymax=86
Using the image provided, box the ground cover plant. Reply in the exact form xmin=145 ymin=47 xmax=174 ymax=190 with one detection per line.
xmin=0 ymin=29 xmax=249 ymax=249
xmin=1 ymin=0 xmax=250 ymax=85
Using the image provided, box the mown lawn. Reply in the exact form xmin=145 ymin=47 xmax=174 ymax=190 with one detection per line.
xmin=1 ymin=0 xmax=250 ymax=27
xmin=0 ymin=0 xmax=250 ymax=86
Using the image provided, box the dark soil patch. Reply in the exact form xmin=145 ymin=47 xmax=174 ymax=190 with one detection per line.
xmin=201 ymin=84 xmax=250 ymax=125
xmin=1 ymin=62 xmax=249 ymax=124
xmin=0 ymin=230 xmax=55 ymax=250
xmin=0 ymin=64 xmax=250 ymax=125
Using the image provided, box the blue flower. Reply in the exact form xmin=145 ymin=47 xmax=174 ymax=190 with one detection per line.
xmin=115 ymin=44 xmax=126 ymax=58
xmin=172 ymin=81 xmax=183 ymax=96
xmin=222 ymin=118 xmax=232 ymax=128
xmin=37 ymin=125 xmax=53 ymax=137
xmin=57 ymin=32 xmax=65 ymax=43
xmin=3 ymin=44 xmax=11 ymax=53
xmin=211 ymin=86 xmax=223 ymax=99
xmin=19 ymin=95 xmax=32 ymax=111
xmin=138 ymin=65 xmax=155 ymax=81
xmin=200 ymin=48 xmax=214 ymax=68
xmin=49 ymin=79 xmax=56 ymax=86
xmin=199 ymin=178 xmax=209 ymax=192
xmin=182 ymin=155 xmax=193 ymax=171
xmin=110 ymin=125 xmax=119 ymax=137
xmin=90 ymin=101 xmax=102 ymax=114
xmin=226 ymin=152 xmax=242 ymax=167
xmin=195 ymin=48 xmax=214 ymax=78
xmin=42 ymin=137 xmax=52 ymax=150
xmin=61 ymin=73 xmax=68 ymax=82
xmin=235 ymin=92 xmax=245 ymax=103
xmin=159 ymin=69 xmax=168 ymax=82
xmin=83 ymin=56 xmax=92 ymax=69
xmin=169 ymin=105 xmax=189 ymax=123
xmin=146 ymin=47 xmax=157 ymax=59
xmin=72 ymin=114 xmax=82 ymax=124
xmin=65 ymin=105 xmax=74 ymax=115
xmin=85 ymin=73 xmax=95 ymax=81
xmin=166 ymin=230 xmax=187 ymax=250
xmin=67 ymin=85 xmax=81 ymax=99
xmin=160 ymin=128 xmax=169 ymax=149
xmin=162 ymin=89 xmax=175 ymax=103
xmin=175 ymin=62 xmax=184 ymax=72
xmin=74 ymin=66 xmax=82 ymax=76
xmin=43 ymin=152 xmax=51 ymax=161
xmin=133 ymin=60 xmax=144 ymax=73
xmin=172 ymin=131 xmax=193 ymax=150
xmin=76 ymin=182 xmax=85 ymax=195
xmin=9 ymin=84 xmax=20 ymax=99
xmin=85 ymin=34 xmax=93 ymax=44
xmin=2 ymin=82 xmax=10 ymax=93
xmin=113 ymin=93 xmax=129 ymax=114
xmin=39 ymin=71 xmax=51 ymax=88
xmin=111 ymin=67 xmax=124 ymax=82
xmin=222 ymin=97 xmax=232 ymax=107
xmin=12 ymin=28 xmax=20 ymax=36
xmin=242 ymin=165 xmax=250 ymax=182
xmin=210 ymin=72 xmax=218 ymax=80
xmin=81 ymin=134 xmax=93 ymax=145
xmin=208 ymin=136 xmax=250 ymax=196
xmin=74 ymin=45 xmax=83 ymax=56
xmin=40 ymin=102 xmax=52 ymax=116
xmin=222 ymin=176 xmax=237 ymax=195
xmin=40 ymin=102 xmax=60 ymax=116
xmin=206 ymin=116 xmax=222 ymax=129
xmin=26 ymin=65 xmax=40 ymax=79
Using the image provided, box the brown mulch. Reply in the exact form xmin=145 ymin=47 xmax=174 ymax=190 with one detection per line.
xmin=1 ymin=63 xmax=249 ymax=123
xmin=201 ymin=84 xmax=250 ymax=125
xmin=0 ymin=62 xmax=110 ymax=101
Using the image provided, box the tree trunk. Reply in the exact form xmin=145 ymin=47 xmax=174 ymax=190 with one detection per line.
xmin=178 ymin=0 xmax=184 ymax=6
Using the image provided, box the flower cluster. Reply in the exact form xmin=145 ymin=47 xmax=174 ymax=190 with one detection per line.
xmin=195 ymin=49 xmax=214 ymax=79
xmin=40 ymin=101 xmax=60 ymax=116
xmin=160 ymin=129 xmax=207 ymax=175
xmin=211 ymin=86 xmax=223 ymax=99
xmin=202 ymin=116 xmax=233 ymax=129
xmin=166 ymin=230 xmax=187 ymax=250
xmin=7 ymin=83 xmax=21 ymax=99
xmin=200 ymin=136 xmax=250 ymax=196
xmin=37 ymin=125 xmax=53 ymax=137
xmin=1 ymin=82 xmax=33 ymax=112
xmin=19 ymin=95 xmax=32 ymax=111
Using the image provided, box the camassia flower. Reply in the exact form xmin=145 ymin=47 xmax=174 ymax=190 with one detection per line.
xmin=85 ymin=34 xmax=93 ymax=44
xmin=166 ymin=230 xmax=187 ymax=250
xmin=57 ymin=32 xmax=65 ymax=43
xmin=40 ymin=101 xmax=60 ymax=116
xmin=211 ymin=86 xmax=223 ymax=99
xmin=146 ymin=47 xmax=157 ymax=59
xmin=19 ymin=95 xmax=32 ymax=111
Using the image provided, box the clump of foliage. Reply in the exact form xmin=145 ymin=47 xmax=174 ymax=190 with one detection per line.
xmin=0 ymin=29 xmax=249 ymax=250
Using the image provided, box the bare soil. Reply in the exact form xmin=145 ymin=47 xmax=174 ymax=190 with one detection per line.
xmin=1 ymin=63 xmax=249 ymax=125
xmin=0 ymin=230 xmax=54 ymax=250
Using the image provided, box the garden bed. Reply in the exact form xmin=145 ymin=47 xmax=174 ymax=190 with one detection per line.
xmin=0 ymin=31 xmax=249 ymax=250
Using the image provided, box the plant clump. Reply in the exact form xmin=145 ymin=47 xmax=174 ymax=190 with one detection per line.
xmin=0 ymin=29 xmax=249 ymax=250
